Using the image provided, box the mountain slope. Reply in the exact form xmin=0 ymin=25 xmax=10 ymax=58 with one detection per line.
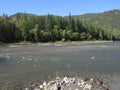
xmin=72 ymin=9 xmax=120 ymax=31
xmin=11 ymin=9 xmax=120 ymax=31
xmin=6 ymin=9 xmax=120 ymax=43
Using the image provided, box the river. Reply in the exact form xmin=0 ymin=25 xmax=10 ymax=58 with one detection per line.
xmin=0 ymin=41 xmax=120 ymax=89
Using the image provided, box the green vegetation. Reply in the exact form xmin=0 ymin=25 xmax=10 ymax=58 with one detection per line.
xmin=71 ymin=9 xmax=120 ymax=40
xmin=0 ymin=10 xmax=120 ymax=43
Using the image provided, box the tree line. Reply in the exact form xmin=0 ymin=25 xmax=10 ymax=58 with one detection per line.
xmin=0 ymin=13 xmax=117 ymax=43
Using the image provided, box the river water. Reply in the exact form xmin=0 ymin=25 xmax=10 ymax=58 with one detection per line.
xmin=0 ymin=41 xmax=120 ymax=89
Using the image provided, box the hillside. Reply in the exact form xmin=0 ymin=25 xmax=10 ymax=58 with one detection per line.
xmin=11 ymin=9 xmax=120 ymax=32
xmin=72 ymin=9 xmax=120 ymax=35
xmin=0 ymin=9 xmax=120 ymax=43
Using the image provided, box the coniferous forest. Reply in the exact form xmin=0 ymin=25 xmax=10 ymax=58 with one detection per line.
xmin=0 ymin=11 xmax=119 ymax=43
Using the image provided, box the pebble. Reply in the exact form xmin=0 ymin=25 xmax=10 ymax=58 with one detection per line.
xmin=22 ymin=57 xmax=25 ymax=59
xmin=75 ymin=89 xmax=79 ymax=90
xmin=39 ymin=85 xmax=43 ymax=89
xmin=91 ymin=56 xmax=95 ymax=59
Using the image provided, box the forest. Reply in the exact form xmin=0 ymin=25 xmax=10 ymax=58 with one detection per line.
xmin=0 ymin=11 xmax=119 ymax=43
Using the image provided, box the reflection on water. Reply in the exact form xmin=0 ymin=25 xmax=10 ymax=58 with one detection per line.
xmin=0 ymin=41 xmax=120 ymax=88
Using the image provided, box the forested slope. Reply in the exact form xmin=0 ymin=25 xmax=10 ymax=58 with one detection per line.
xmin=71 ymin=9 xmax=120 ymax=38
xmin=0 ymin=9 xmax=120 ymax=43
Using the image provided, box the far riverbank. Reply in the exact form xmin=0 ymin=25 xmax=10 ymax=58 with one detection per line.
xmin=0 ymin=40 xmax=113 ymax=47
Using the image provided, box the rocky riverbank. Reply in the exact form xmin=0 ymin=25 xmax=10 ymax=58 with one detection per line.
xmin=25 ymin=76 xmax=109 ymax=90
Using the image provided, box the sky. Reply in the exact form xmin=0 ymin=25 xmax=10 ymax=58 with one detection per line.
xmin=0 ymin=0 xmax=120 ymax=16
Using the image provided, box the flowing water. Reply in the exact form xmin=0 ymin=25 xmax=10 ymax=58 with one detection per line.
xmin=0 ymin=41 xmax=120 ymax=89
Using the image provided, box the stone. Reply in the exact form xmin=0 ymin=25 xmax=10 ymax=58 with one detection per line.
xmin=25 ymin=76 xmax=109 ymax=90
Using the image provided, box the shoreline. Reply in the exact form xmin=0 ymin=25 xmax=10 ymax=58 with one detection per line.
xmin=24 ymin=73 xmax=120 ymax=90
xmin=1 ymin=73 xmax=120 ymax=90
xmin=0 ymin=40 xmax=113 ymax=46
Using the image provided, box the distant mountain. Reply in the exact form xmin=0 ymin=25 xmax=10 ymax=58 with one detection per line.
xmin=72 ymin=9 xmax=120 ymax=34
